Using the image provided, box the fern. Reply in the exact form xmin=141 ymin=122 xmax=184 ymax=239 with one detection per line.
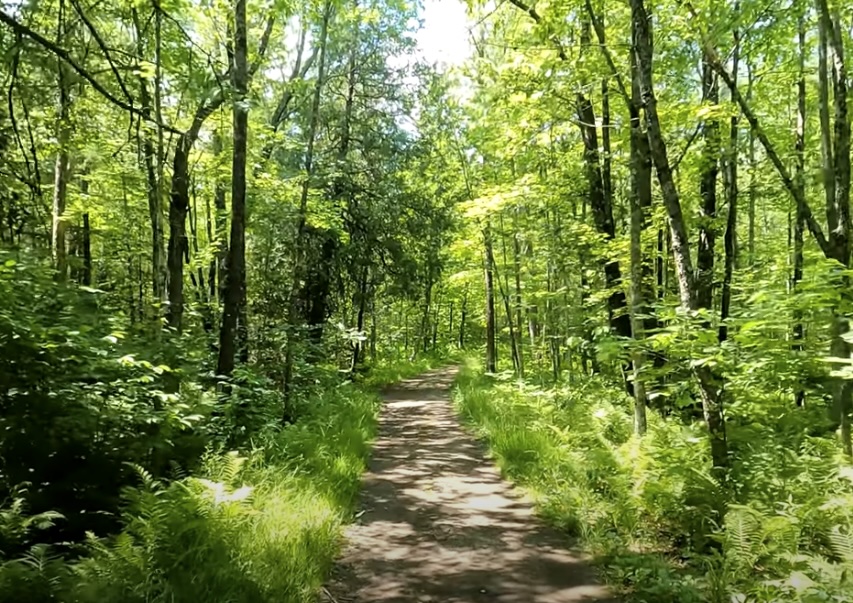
xmin=724 ymin=506 xmax=763 ymax=571
xmin=828 ymin=526 xmax=853 ymax=563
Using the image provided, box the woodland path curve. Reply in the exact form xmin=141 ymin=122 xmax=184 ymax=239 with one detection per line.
xmin=324 ymin=366 xmax=614 ymax=603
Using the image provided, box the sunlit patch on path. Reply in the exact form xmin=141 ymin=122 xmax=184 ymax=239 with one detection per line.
xmin=325 ymin=366 xmax=613 ymax=603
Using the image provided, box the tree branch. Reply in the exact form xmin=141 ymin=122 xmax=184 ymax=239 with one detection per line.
xmin=682 ymin=2 xmax=831 ymax=258
xmin=583 ymin=0 xmax=630 ymax=107
xmin=70 ymin=0 xmax=134 ymax=103
xmin=506 ymin=0 xmax=568 ymax=61
xmin=0 ymin=9 xmax=182 ymax=134
xmin=248 ymin=16 xmax=275 ymax=80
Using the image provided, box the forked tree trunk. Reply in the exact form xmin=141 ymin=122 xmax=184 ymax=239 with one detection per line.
xmin=631 ymin=0 xmax=729 ymax=477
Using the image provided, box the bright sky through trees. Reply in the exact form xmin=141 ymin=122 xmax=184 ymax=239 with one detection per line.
xmin=415 ymin=0 xmax=471 ymax=68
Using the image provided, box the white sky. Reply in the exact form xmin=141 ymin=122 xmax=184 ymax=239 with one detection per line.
xmin=414 ymin=0 xmax=472 ymax=69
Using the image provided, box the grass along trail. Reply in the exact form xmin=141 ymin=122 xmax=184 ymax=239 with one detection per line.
xmin=325 ymin=366 xmax=611 ymax=603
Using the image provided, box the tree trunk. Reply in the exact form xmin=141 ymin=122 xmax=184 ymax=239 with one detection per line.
xmin=52 ymin=0 xmax=70 ymax=281
xmin=696 ymin=57 xmax=719 ymax=310
xmin=816 ymin=0 xmax=852 ymax=455
xmin=350 ymin=266 xmax=368 ymax=374
xmin=628 ymin=30 xmax=652 ymax=434
xmin=791 ymin=15 xmax=805 ymax=406
xmin=500 ymin=214 xmax=522 ymax=377
xmin=167 ymin=137 xmax=192 ymax=330
xmin=282 ymin=1 xmax=332 ymax=405
xmin=132 ymin=8 xmax=166 ymax=306
xmin=81 ymin=211 xmax=91 ymax=286
xmin=512 ymin=211 xmax=526 ymax=377
xmin=631 ymin=0 xmax=729 ymax=476
xmin=484 ymin=222 xmax=497 ymax=373
xmin=217 ymin=0 xmax=249 ymax=377
xmin=459 ymin=289 xmax=468 ymax=349
xmin=211 ymin=130 xmax=228 ymax=305
xmin=719 ymin=18 xmax=739 ymax=344
xmin=421 ymin=279 xmax=432 ymax=354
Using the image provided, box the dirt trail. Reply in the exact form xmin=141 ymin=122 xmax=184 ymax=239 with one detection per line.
xmin=325 ymin=366 xmax=613 ymax=603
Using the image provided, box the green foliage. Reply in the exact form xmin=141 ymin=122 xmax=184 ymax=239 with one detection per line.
xmin=0 ymin=253 xmax=216 ymax=544
xmin=454 ymin=359 xmax=853 ymax=603
xmin=0 ymin=383 xmax=381 ymax=603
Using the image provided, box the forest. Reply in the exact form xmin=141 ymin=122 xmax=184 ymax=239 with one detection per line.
xmin=1 ymin=0 xmax=853 ymax=600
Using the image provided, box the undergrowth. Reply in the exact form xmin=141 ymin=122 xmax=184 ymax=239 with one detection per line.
xmin=453 ymin=358 xmax=853 ymax=603
xmin=0 ymin=360 xmax=430 ymax=603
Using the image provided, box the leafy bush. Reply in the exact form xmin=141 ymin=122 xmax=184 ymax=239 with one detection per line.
xmin=453 ymin=359 xmax=853 ymax=603
xmin=0 ymin=382 xmax=379 ymax=602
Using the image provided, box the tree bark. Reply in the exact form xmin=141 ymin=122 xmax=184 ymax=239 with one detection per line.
xmin=283 ymin=1 xmax=332 ymax=405
xmin=52 ymin=0 xmax=70 ymax=281
xmin=719 ymin=16 xmax=739 ymax=343
xmin=217 ymin=0 xmax=249 ymax=377
xmin=696 ymin=57 xmax=719 ymax=310
xmin=484 ymin=222 xmax=497 ymax=373
xmin=791 ymin=16 xmax=806 ymax=406
xmin=631 ymin=0 xmax=729 ymax=476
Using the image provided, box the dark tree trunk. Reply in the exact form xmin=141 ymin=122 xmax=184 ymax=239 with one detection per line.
xmin=217 ymin=0 xmax=249 ymax=377
xmin=211 ymin=130 xmax=228 ymax=305
xmin=484 ymin=222 xmax=497 ymax=373
xmin=459 ymin=289 xmax=468 ymax=349
xmin=790 ymin=15 xmax=805 ymax=406
xmin=696 ymin=57 xmax=719 ymax=311
xmin=133 ymin=7 xmax=166 ymax=306
xmin=167 ymin=138 xmax=191 ymax=330
xmin=52 ymin=0 xmax=70 ymax=281
xmin=350 ymin=266 xmax=368 ymax=374
xmin=719 ymin=18 xmax=740 ymax=344
xmin=81 ymin=212 xmax=91 ymax=286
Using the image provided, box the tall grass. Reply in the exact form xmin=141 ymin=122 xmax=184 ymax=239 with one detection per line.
xmin=453 ymin=358 xmax=853 ymax=603
xmin=0 ymin=366 xmax=416 ymax=603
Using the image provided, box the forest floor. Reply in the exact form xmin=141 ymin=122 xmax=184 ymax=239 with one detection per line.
xmin=324 ymin=366 xmax=613 ymax=603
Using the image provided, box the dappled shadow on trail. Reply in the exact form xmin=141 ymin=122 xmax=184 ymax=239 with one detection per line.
xmin=324 ymin=367 xmax=614 ymax=603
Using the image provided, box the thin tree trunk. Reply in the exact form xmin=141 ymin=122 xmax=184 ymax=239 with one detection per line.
xmin=217 ymin=0 xmax=249 ymax=377
xmin=512 ymin=211 xmax=526 ymax=377
xmin=719 ymin=15 xmax=739 ymax=343
xmin=212 ymin=130 xmax=228 ymax=305
xmin=500 ymin=213 xmax=522 ymax=377
xmin=282 ymin=1 xmax=332 ymax=405
xmin=484 ymin=222 xmax=497 ymax=373
xmin=52 ymin=0 xmax=70 ymax=281
xmin=350 ymin=266 xmax=368 ymax=373
xmin=496 ymin=237 xmax=521 ymax=376
xmin=791 ymin=15 xmax=806 ymax=406
xmin=459 ymin=288 xmax=468 ymax=349
xmin=421 ymin=280 xmax=432 ymax=354
xmin=696 ymin=56 xmax=719 ymax=310
xmin=81 ymin=211 xmax=91 ymax=286
xmin=132 ymin=8 xmax=166 ymax=306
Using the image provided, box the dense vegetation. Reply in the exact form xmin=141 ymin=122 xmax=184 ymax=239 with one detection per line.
xmin=3 ymin=0 xmax=853 ymax=600
xmin=0 ymin=0 xmax=454 ymax=599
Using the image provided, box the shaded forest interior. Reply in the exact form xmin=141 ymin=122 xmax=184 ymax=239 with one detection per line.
xmin=2 ymin=0 xmax=853 ymax=601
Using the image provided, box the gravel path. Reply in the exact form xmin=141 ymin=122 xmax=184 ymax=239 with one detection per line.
xmin=325 ymin=366 xmax=613 ymax=603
